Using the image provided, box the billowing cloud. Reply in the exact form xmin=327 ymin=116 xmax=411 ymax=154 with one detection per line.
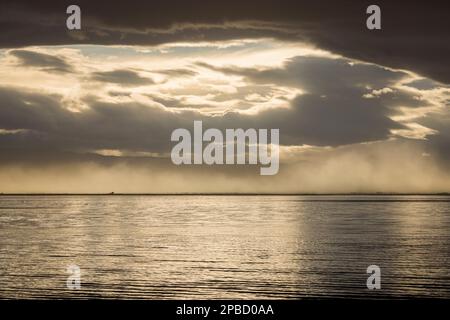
xmin=0 ymin=52 xmax=446 ymax=153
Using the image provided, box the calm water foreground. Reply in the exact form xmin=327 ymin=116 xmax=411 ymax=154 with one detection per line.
xmin=0 ymin=195 xmax=449 ymax=299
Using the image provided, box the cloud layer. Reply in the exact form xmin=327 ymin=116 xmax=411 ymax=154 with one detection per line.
xmin=1 ymin=45 xmax=447 ymax=152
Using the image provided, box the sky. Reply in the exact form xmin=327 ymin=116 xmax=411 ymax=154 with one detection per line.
xmin=0 ymin=0 xmax=449 ymax=193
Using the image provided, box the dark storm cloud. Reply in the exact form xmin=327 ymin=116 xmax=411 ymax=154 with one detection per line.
xmin=9 ymin=49 xmax=73 ymax=73
xmin=0 ymin=87 xmax=177 ymax=152
xmin=91 ymin=69 xmax=154 ymax=86
xmin=206 ymin=94 xmax=404 ymax=147
xmin=0 ymin=87 xmax=70 ymax=133
xmin=0 ymin=0 xmax=448 ymax=83
xmin=257 ymin=94 xmax=403 ymax=146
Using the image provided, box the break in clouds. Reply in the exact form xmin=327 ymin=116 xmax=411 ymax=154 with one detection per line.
xmin=0 ymin=1 xmax=449 ymax=193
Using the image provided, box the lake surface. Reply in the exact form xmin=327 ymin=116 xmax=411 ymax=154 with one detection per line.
xmin=0 ymin=195 xmax=449 ymax=299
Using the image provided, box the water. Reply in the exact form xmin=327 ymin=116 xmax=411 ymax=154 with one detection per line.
xmin=0 ymin=195 xmax=449 ymax=299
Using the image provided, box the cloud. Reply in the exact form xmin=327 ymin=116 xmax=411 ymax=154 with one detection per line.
xmin=198 ymin=56 xmax=407 ymax=94
xmin=156 ymin=68 xmax=198 ymax=77
xmin=0 ymin=0 xmax=448 ymax=83
xmin=197 ymin=56 xmax=441 ymax=145
xmin=9 ymin=49 xmax=73 ymax=73
xmin=1 ymin=138 xmax=449 ymax=193
xmin=417 ymin=111 xmax=450 ymax=167
xmin=90 ymin=69 xmax=154 ymax=86
xmin=146 ymin=95 xmax=215 ymax=110
xmin=262 ymin=94 xmax=403 ymax=146
xmin=0 ymin=54 xmax=445 ymax=154
xmin=0 ymin=40 xmax=448 ymax=193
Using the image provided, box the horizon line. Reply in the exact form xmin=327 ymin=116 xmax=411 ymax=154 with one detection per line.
xmin=0 ymin=192 xmax=449 ymax=196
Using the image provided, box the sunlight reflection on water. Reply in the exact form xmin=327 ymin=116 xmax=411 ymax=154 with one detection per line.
xmin=0 ymin=195 xmax=449 ymax=299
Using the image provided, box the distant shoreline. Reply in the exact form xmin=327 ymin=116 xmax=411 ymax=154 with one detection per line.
xmin=0 ymin=193 xmax=449 ymax=196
